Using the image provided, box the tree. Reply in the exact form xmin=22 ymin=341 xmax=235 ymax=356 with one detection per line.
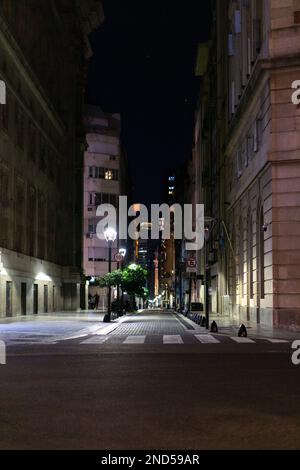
xmin=98 ymin=265 xmax=147 ymax=298
xmin=98 ymin=270 xmax=123 ymax=289
xmin=121 ymin=265 xmax=147 ymax=297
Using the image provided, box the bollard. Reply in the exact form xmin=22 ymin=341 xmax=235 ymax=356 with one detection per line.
xmin=210 ymin=321 xmax=218 ymax=333
xmin=238 ymin=324 xmax=247 ymax=337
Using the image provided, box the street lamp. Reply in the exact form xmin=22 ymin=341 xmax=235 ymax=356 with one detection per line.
xmin=127 ymin=263 xmax=139 ymax=310
xmin=118 ymin=248 xmax=127 ymax=315
xmin=103 ymin=227 xmax=117 ymax=323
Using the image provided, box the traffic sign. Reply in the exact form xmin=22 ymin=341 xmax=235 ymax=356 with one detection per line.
xmin=186 ymin=257 xmax=197 ymax=273
xmin=114 ymin=253 xmax=123 ymax=263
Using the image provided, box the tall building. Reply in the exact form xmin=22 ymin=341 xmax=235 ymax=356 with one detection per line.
xmin=0 ymin=1 xmax=104 ymax=317
xmin=160 ymin=170 xmax=178 ymax=307
xmin=83 ymin=105 xmax=124 ymax=307
xmin=194 ymin=0 xmax=300 ymax=331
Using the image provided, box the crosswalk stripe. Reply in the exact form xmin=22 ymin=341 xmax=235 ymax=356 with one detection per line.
xmin=195 ymin=334 xmax=220 ymax=344
xmin=163 ymin=335 xmax=183 ymax=344
xmin=230 ymin=337 xmax=255 ymax=343
xmin=81 ymin=336 xmax=109 ymax=344
xmin=123 ymin=335 xmax=146 ymax=344
xmin=265 ymin=338 xmax=289 ymax=344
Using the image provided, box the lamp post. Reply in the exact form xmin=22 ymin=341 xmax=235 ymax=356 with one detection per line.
xmin=118 ymin=248 xmax=127 ymax=314
xmin=103 ymin=227 xmax=117 ymax=323
xmin=128 ymin=263 xmax=138 ymax=310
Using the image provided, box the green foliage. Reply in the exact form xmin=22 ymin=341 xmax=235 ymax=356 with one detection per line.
xmin=122 ymin=265 xmax=147 ymax=297
xmin=98 ymin=270 xmax=123 ymax=288
xmin=97 ymin=265 xmax=147 ymax=297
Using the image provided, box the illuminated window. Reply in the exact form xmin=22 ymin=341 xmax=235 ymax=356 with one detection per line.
xmin=105 ymin=170 xmax=113 ymax=180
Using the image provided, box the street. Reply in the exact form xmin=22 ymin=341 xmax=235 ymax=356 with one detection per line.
xmin=0 ymin=310 xmax=300 ymax=450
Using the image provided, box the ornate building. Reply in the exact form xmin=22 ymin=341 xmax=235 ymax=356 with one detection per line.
xmin=194 ymin=0 xmax=300 ymax=330
xmin=0 ymin=1 xmax=104 ymax=316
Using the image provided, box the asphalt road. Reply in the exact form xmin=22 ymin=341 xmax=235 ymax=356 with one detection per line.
xmin=0 ymin=310 xmax=300 ymax=450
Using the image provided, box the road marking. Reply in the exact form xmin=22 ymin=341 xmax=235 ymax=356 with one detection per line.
xmin=163 ymin=335 xmax=183 ymax=344
xmin=81 ymin=336 xmax=109 ymax=344
xmin=264 ymin=338 xmax=289 ymax=344
xmin=230 ymin=337 xmax=255 ymax=343
xmin=123 ymin=335 xmax=146 ymax=344
xmin=195 ymin=334 xmax=220 ymax=344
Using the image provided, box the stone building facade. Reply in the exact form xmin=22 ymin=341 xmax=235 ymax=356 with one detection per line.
xmin=194 ymin=0 xmax=300 ymax=330
xmin=0 ymin=1 xmax=104 ymax=316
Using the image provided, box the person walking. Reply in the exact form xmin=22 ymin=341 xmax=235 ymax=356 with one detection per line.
xmin=94 ymin=293 xmax=100 ymax=310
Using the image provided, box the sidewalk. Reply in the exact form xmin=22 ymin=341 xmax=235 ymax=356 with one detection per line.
xmin=181 ymin=312 xmax=300 ymax=340
xmin=0 ymin=309 xmax=131 ymax=323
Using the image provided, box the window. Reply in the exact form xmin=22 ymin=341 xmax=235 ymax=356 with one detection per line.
xmin=0 ymin=166 xmax=10 ymax=247
xmin=242 ymin=142 xmax=248 ymax=168
xmin=247 ymin=133 xmax=254 ymax=161
xmin=100 ymin=193 xmax=109 ymax=204
xmin=39 ymin=141 xmax=47 ymax=172
xmin=93 ymin=193 xmax=118 ymax=206
xmin=88 ymin=218 xmax=97 ymax=234
xmin=239 ymin=217 xmax=244 ymax=298
xmin=88 ymin=247 xmax=107 ymax=262
xmin=253 ymin=0 xmax=263 ymax=56
xmin=247 ymin=213 xmax=253 ymax=299
xmin=253 ymin=119 xmax=258 ymax=152
xmin=90 ymin=167 xmax=118 ymax=180
xmin=109 ymin=155 xmax=116 ymax=161
xmin=95 ymin=167 xmax=105 ymax=179
xmin=27 ymin=186 xmax=36 ymax=257
xmin=16 ymin=105 xmax=24 ymax=149
xmin=48 ymin=150 xmax=55 ymax=181
xmin=0 ymin=92 xmax=8 ymax=131
xmin=236 ymin=149 xmax=242 ymax=179
xmin=28 ymin=123 xmax=36 ymax=162
xmin=294 ymin=11 xmax=300 ymax=24
xmin=105 ymin=169 xmax=113 ymax=180
xmin=258 ymin=206 xmax=265 ymax=299
xmin=228 ymin=34 xmax=234 ymax=56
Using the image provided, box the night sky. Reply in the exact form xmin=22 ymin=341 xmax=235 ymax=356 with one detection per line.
xmin=86 ymin=0 xmax=211 ymax=206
